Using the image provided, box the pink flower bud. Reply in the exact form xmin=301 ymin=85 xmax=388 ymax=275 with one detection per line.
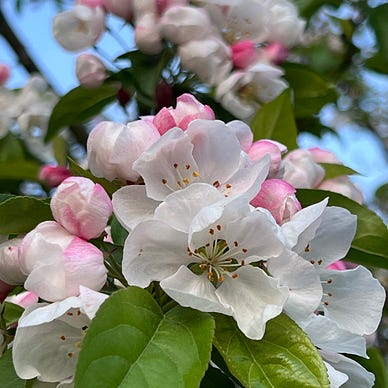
xmin=39 ymin=165 xmax=72 ymax=187
xmin=51 ymin=177 xmax=112 ymax=240
xmin=326 ymin=261 xmax=347 ymax=271
xmin=156 ymin=80 xmax=174 ymax=111
xmin=231 ymin=40 xmax=257 ymax=69
xmin=76 ymin=0 xmax=105 ymax=7
xmin=308 ymin=147 xmax=339 ymax=164
xmin=263 ymin=42 xmax=288 ymax=65
xmin=155 ymin=0 xmax=188 ymax=15
xmin=247 ymin=140 xmax=284 ymax=178
xmin=76 ymin=53 xmax=107 ymax=88
xmin=250 ymin=179 xmax=301 ymax=225
xmin=104 ymin=0 xmax=134 ymax=20
xmin=0 ymin=238 xmax=26 ymax=285
xmin=318 ymin=177 xmax=364 ymax=204
xmin=135 ymin=13 xmax=163 ymax=54
xmin=87 ymin=120 xmax=160 ymax=182
xmin=152 ymin=93 xmax=215 ymax=135
xmin=19 ymin=221 xmax=107 ymax=302
xmin=6 ymin=291 xmax=39 ymax=308
xmin=0 ymin=64 xmax=10 ymax=85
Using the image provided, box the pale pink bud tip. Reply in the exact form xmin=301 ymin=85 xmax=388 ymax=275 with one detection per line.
xmin=39 ymin=166 xmax=72 ymax=187
xmin=76 ymin=53 xmax=107 ymax=88
xmin=264 ymin=43 xmax=289 ymax=65
xmin=0 ymin=64 xmax=10 ymax=85
xmin=77 ymin=0 xmax=105 ymax=7
xmin=231 ymin=40 xmax=257 ymax=69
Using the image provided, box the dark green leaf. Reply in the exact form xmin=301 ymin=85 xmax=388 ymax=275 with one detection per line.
xmin=213 ymin=313 xmax=330 ymax=388
xmin=250 ymin=89 xmax=298 ymax=150
xmin=294 ymin=0 xmax=341 ymax=19
xmin=368 ymin=4 xmax=388 ymax=62
xmin=0 ymin=196 xmax=53 ymax=234
xmin=75 ymin=287 xmax=215 ymax=388
xmin=46 ymin=84 xmax=118 ymax=142
xmin=365 ymin=52 xmax=388 ymax=75
xmin=68 ymin=157 xmax=122 ymax=197
xmin=200 ymin=364 xmax=235 ymax=388
xmin=2 ymin=302 xmax=24 ymax=327
xmin=0 ymin=194 xmax=14 ymax=204
xmin=110 ymin=215 xmax=128 ymax=246
xmin=0 ymin=162 xmax=40 ymax=181
xmin=297 ymin=189 xmax=388 ymax=269
xmin=0 ymin=349 xmax=25 ymax=388
xmin=0 ymin=134 xmax=25 ymax=162
xmin=320 ymin=163 xmax=360 ymax=179
xmin=284 ymin=63 xmax=337 ymax=117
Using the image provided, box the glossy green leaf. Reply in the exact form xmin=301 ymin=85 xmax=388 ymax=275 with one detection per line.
xmin=319 ymin=163 xmax=359 ymax=179
xmin=75 ymin=287 xmax=215 ymax=388
xmin=284 ymin=63 xmax=337 ymax=117
xmin=2 ymin=302 xmax=24 ymax=327
xmin=0 ymin=134 xmax=25 ymax=162
xmin=250 ymin=89 xmax=298 ymax=150
xmin=0 ymin=196 xmax=53 ymax=234
xmin=110 ymin=215 xmax=128 ymax=246
xmin=368 ymin=4 xmax=388 ymax=62
xmin=213 ymin=313 xmax=330 ymax=388
xmin=68 ymin=157 xmax=122 ymax=197
xmin=0 ymin=349 xmax=25 ymax=388
xmin=297 ymin=189 xmax=388 ymax=269
xmin=46 ymin=84 xmax=118 ymax=142
xmin=0 ymin=162 xmax=40 ymax=181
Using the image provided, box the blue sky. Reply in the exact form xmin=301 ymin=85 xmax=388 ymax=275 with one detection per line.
xmin=0 ymin=0 xmax=387 ymax=207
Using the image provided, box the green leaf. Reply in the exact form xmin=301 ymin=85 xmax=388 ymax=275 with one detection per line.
xmin=75 ymin=287 xmax=215 ymax=388
xmin=250 ymin=89 xmax=298 ymax=150
xmin=213 ymin=313 xmax=330 ymax=388
xmin=368 ymin=4 xmax=388 ymax=62
xmin=351 ymin=347 xmax=388 ymax=388
xmin=200 ymin=364 xmax=235 ymax=388
xmin=2 ymin=302 xmax=24 ymax=327
xmin=68 ymin=157 xmax=122 ymax=197
xmin=297 ymin=189 xmax=388 ymax=269
xmin=293 ymin=0 xmax=341 ymax=18
xmin=46 ymin=84 xmax=118 ymax=142
xmin=0 ymin=134 xmax=25 ymax=162
xmin=319 ymin=163 xmax=360 ymax=179
xmin=365 ymin=52 xmax=388 ymax=75
xmin=283 ymin=63 xmax=337 ymax=117
xmin=0 ymin=162 xmax=40 ymax=181
xmin=0 ymin=349 xmax=25 ymax=388
xmin=110 ymin=215 xmax=128 ymax=246
xmin=0 ymin=196 xmax=53 ymax=234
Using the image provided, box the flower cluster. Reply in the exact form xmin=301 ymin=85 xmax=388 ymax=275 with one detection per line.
xmin=53 ymin=0 xmax=305 ymax=120
xmin=1 ymin=94 xmax=384 ymax=387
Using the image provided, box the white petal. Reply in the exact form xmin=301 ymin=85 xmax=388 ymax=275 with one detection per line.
xmin=216 ymin=266 xmax=288 ymax=339
xmin=161 ymin=265 xmax=232 ymax=315
xmin=186 ymin=119 xmax=242 ymax=185
xmin=323 ymin=361 xmax=348 ymax=388
xmin=122 ymin=220 xmax=190 ymax=287
xmin=267 ymin=251 xmax=322 ymax=321
xmin=321 ymin=351 xmax=374 ymax=388
xmin=301 ymin=206 xmax=356 ymax=267
xmin=133 ymin=127 xmax=199 ymax=200
xmin=112 ymin=185 xmax=159 ymax=232
xmin=281 ymin=199 xmax=328 ymax=252
xmin=226 ymin=120 xmax=253 ymax=152
xmin=154 ymin=183 xmax=224 ymax=233
xmin=78 ymin=286 xmax=108 ymax=320
xmin=320 ymin=266 xmax=386 ymax=335
xmin=300 ymin=315 xmax=367 ymax=357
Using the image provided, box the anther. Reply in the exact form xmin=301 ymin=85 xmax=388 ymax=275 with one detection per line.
xmin=68 ymin=352 xmax=73 ymax=358
xmin=60 ymin=335 xmax=66 ymax=341
xmin=241 ymin=260 xmax=245 ymax=266
xmin=193 ymin=171 xmax=200 ymax=177
xmin=183 ymin=178 xmax=190 ymax=184
xmin=234 ymin=241 xmax=239 ymax=247
xmin=67 ymin=312 xmax=73 ymax=316
xmin=324 ymin=301 xmax=329 ymax=306
xmin=317 ymin=259 xmax=323 ymax=265
xmin=305 ymin=244 xmax=310 ymax=252
xmin=225 ymin=183 xmax=232 ymax=189
xmin=242 ymin=248 xmax=247 ymax=253
xmin=328 ymin=292 xmax=332 ymax=297
xmin=186 ymin=164 xmax=190 ymax=170
xmin=310 ymin=260 xmax=315 ymax=264
xmin=213 ymin=181 xmax=220 ymax=188
xmin=209 ymin=228 xmax=215 ymax=235
xmin=216 ymin=224 xmax=222 ymax=231
xmin=327 ymin=279 xmax=333 ymax=284
xmin=162 ymin=179 xmax=167 ymax=184
xmin=232 ymin=274 xmax=238 ymax=279
xmin=173 ymin=163 xmax=178 ymax=168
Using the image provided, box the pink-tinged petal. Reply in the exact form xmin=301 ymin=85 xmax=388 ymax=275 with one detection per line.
xmin=216 ymin=265 xmax=288 ymax=339
xmin=226 ymin=120 xmax=253 ymax=152
xmin=247 ymin=140 xmax=282 ymax=178
xmin=161 ymin=265 xmax=232 ymax=315
xmin=308 ymin=147 xmax=340 ymax=163
xmin=231 ymin=40 xmax=257 ymax=69
xmin=6 ymin=291 xmax=39 ymax=308
xmin=112 ymin=185 xmax=159 ymax=232
xmin=123 ymin=219 xmax=190 ymax=287
xmin=318 ymin=177 xmax=364 ymax=204
xmin=153 ymin=107 xmax=177 ymax=135
xmin=39 ymin=165 xmax=72 ymax=188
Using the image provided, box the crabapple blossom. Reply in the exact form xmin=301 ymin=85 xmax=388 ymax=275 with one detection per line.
xmin=50 ymin=176 xmax=112 ymax=240
xmin=12 ymin=287 xmax=108 ymax=383
xmin=0 ymin=238 xmax=25 ymax=285
xmin=134 ymin=13 xmax=163 ymax=54
xmin=250 ymin=179 xmax=301 ymax=225
xmin=53 ymin=5 xmax=105 ymax=51
xmin=262 ymin=42 xmax=289 ymax=65
xmin=19 ymin=221 xmax=107 ymax=302
xmin=39 ymin=165 xmax=72 ymax=187
xmin=216 ymin=62 xmax=288 ymax=120
xmin=151 ymin=93 xmax=215 ymax=135
xmin=87 ymin=119 xmax=160 ymax=181
xmin=76 ymin=53 xmax=107 ymax=88
xmin=6 ymin=291 xmax=39 ymax=308
xmin=120 ymin=184 xmax=288 ymax=339
xmin=231 ymin=40 xmax=257 ymax=69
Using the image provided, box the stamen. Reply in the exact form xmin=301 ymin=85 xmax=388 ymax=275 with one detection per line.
xmin=317 ymin=259 xmax=323 ymax=265
xmin=60 ymin=335 xmax=66 ymax=341
xmin=183 ymin=178 xmax=190 ymax=184
xmin=173 ymin=163 xmax=178 ymax=168
xmin=193 ymin=171 xmax=200 ymax=177
xmin=231 ymin=274 xmax=238 ymax=279
xmin=185 ymin=164 xmax=190 ymax=170
xmin=234 ymin=241 xmax=239 ymax=247
xmin=209 ymin=228 xmax=215 ymax=235
xmin=213 ymin=181 xmax=220 ymax=188
xmin=242 ymin=248 xmax=248 ymax=253
xmin=310 ymin=260 xmax=315 ymax=264
xmin=216 ymin=224 xmax=222 ymax=231
xmin=68 ymin=352 xmax=73 ymax=358
xmin=225 ymin=183 xmax=232 ymax=189
xmin=305 ymin=244 xmax=310 ymax=252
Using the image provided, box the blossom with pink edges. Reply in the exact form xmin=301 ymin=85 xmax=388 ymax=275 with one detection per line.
xmin=39 ymin=165 xmax=72 ymax=187
xmin=0 ymin=64 xmax=10 ymax=85
xmin=76 ymin=53 xmax=107 ymax=88
xmin=50 ymin=177 xmax=112 ymax=240
xmin=231 ymin=40 xmax=257 ymax=69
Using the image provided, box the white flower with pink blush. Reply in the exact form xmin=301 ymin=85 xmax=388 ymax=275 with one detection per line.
xmin=50 ymin=176 xmax=112 ymax=240
xmin=53 ymin=5 xmax=105 ymax=51
xmin=87 ymin=120 xmax=160 ymax=182
xmin=19 ymin=221 xmax=107 ymax=302
xmin=0 ymin=238 xmax=25 ymax=286
xmin=76 ymin=53 xmax=107 ymax=88
xmin=0 ymin=64 xmax=10 ymax=85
